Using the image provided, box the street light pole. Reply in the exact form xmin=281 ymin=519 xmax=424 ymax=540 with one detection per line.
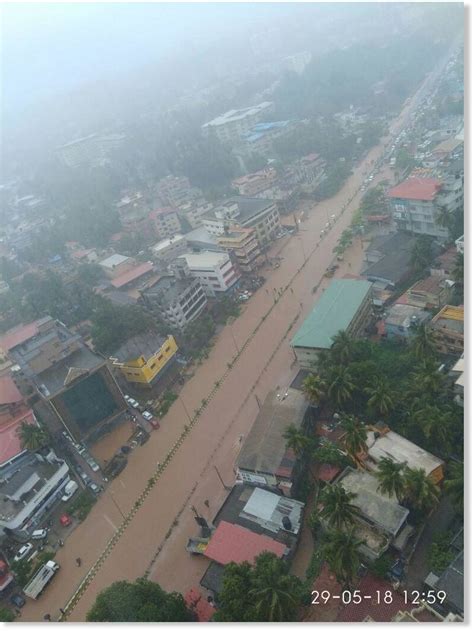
xmin=178 ymin=395 xmax=192 ymax=422
xmin=214 ymin=465 xmax=231 ymax=491
xmin=109 ymin=490 xmax=125 ymax=520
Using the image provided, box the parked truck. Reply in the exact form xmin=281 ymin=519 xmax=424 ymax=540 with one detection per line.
xmin=23 ymin=561 xmax=60 ymax=600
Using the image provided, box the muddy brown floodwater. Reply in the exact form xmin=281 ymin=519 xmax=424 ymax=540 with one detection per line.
xmin=22 ymin=96 xmax=418 ymax=622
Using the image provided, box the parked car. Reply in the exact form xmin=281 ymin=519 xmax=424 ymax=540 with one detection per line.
xmin=142 ymin=411 xmax=154 ymax=422
xmin=31 ymin=529 xmax=48 ymax=540
xmin=14 ymin=543 xmax=33 ymax=562
xmin=61 ymin=480 xmax=79 ymax=502
xmin=79 ymin=471 xmax=91 ymax=485
xmin=59 ymin=514 xmax=72 ymax=527
xmin=10 ymin=593 xmax=26 ymax=609
xmin=124 ymin=395 xmax=140 ymax=409
xmin=148 ymin=418 xmax=160 ymax=430
xmin=88 ymin=482 xmax=101 ymax=495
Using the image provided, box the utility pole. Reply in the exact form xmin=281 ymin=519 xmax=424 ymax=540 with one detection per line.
xmin=109 ymin=490 xmax=125 ymax=520
xmin=214 ymin=465 xmax=230 ymax=491
xmin=178 ymin=395 xmax=192 ymax=422
xmin=255 ymin=394 xmax=261 ymax=409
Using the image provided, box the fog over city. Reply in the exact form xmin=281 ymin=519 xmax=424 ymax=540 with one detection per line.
xmin=0 ymin=2 xmax=464 ymax=624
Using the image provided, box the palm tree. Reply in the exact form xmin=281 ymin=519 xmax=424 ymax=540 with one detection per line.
xmin=412 ymin=405 xmax=453 ymax=454
xmin=249 ymin=553 xmax=302 ymax=622
xmin=319 ymin=485 xmax=360 ymax=530
xmin=341 ymin=415 xmax=367 ymax=464
xmin=17 ymin=422 xmax=49 ymax=451
xmin=375 ymin=457 xmax=406 ymax=501
xmin=409 ymin=359 xmax=445 ymax=396
xmin=402 ymin=467 xmax=440 ymax=514
xmin=323 ymin=528 xmax=363 ymax=588
xmin=283 ymin=424 xmax=312 ymax=458
xmin=330 ymin=331 xmax=355 ymax=364
xmin=444 ymin=461 xmax=463 ymax=514
xmin=435 ymin=206 xmax=453 ymax=233
xmin=410 ymin=236 xmax=432 ymax=272
xmin=302 ymin=374 xmax=326 ymax=406
xmin=410 ymin=325 xmax=437 ymax=361
xmin=327 ymin=366 xmax=356 ymax=408
xmin=365 ymin=376 xmax=395 ymax=417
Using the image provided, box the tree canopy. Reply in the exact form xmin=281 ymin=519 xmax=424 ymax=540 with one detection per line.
xmin=86 ymin=578 xmax=195 ymax=622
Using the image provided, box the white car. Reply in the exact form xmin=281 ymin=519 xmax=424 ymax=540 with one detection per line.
xmin=124 ymin=395 xmax=140 ymax=409
xmin=142 ymin=411 xmax=154 ymax=422
xmin=14 ymin=543 xmax=33 ymax=562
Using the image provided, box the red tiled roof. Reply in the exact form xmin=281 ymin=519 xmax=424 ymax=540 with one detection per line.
xmin=387 ymin=177 xmax=442 ymax=201
xmin=366 ymin=214 xmax=390 ymax=222
xmin=111 ymin=262 xmax=154 ymax=289
xmin=408 ymin=276 xmax=443 ymax=294
xmin=184 ymin=588 xmax=215 ymax=622
xmin=149 ymin=207 xmax=177 ymax=219
xmin=204 ymin=521 xmax=286 ymax=566
xmin=0 ymin=321 xmax=40 ymax=352
xmin=0 ymin=408 xmax=35 ymax=466
xmin=395 ymin=292 xmax=409 ymax=305
xmin=71 ymin=248 xmax=94 ymax=260
xmin=317 ymin=464 xmax=341 ymax=482
xmin=0 ymin=376 xmax=23 ymax=405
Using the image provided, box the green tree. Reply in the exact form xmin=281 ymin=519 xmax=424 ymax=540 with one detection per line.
xmin=453 ymin=252 xmax=463 ymax=285
xmin=412 ymin=404 xmax=453 ymax=455
xmin=330 ymin=330 xmax=356 ymax=364
xmin=215 ymin=553 xmax=303 ymax=622
xmin=86 ymin=578 xmax=195 ymax=622
xmin=365 ymin=376 xmax=395 ymax=417
xmin=302 ymin=374 xmax=326 ymax=406
xmin=410 ymin=325 xmax=437 ymax=361
xmin=319 ymin=485 xmax=360 ymax=530
xmin=375 ymin=457 xmax=406 ymax=501
xmin=323 ymin=529 xmax=363 ymax=588
xmin=76 ymin=263 xmax=105 ymax=285
xmin=327 ymin=366 xmax=356 ymax=408
xmin=402 ymin=467 xmax=440 ymax=514
xmin=0 ymin=607 xmax=15 ymax=622
xmin=444 ymin=461 xmax=463 ymax=514
xmin=410 ymin=236 xmax=433 ymax=272
xmin=10 ymin=558 xmax=33 ymax=588
xmin=17 ymin=422 xmax=49 ymax=451
xmin=341 ymin=415 xmax=368 ymax=463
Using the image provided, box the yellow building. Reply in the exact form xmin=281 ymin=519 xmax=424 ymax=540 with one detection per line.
xmin=110 ymin=333 xmax=178 ymax=386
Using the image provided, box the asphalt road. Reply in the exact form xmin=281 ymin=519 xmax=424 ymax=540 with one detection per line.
xmin=21 ymin=66 xmax=449 ymax=622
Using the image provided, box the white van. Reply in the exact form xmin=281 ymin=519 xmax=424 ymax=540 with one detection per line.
xmin=61 ymin=480 xmax=79 ymax=502
xmin=31 ymin=529 xmax=48 ymax=540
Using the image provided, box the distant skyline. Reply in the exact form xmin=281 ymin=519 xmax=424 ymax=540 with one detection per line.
xmin=1 ymin=3 xmax=297 ymax=117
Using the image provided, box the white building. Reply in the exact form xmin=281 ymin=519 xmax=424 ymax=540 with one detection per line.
xmin=201 ymin=102 xmax=274 ymax=144
xmin=202 ymin=197 xmax=281 ymax=248
xmin=455 ymin=234 xmax=464 ymax=254
xmin=0 ymin=451 xmax=70 ymax=534
xmin=178 ymin=251 xmax=240 ymax=297
xmin=151 ymin=235 xmax=187 ymax=265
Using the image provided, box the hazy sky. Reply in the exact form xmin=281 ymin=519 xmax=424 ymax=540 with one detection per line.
xmin=1 ymin=3 xmax=297 ymax=116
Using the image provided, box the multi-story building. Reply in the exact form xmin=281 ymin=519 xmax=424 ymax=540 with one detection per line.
xmin=450 ymin=354 xmax=464 ymax=408
xmin=388 ymin=176 xmax=456 ymax=240
xmin=116 ymin=192 xmax=150 ymax=227
xmin=151 ymin=235 xmax=188 ymax=266
xmin=430 ymin=305 xmax=464 ymax=355
xmin=56 ymin=133 xmax=125 ymax=168
xmin=178 ymin=251 xmax=240 ymax=297
xmin=231 ymin=168 xmax=277 ymax=197
xmin=283 ymin=153 xmax=327 ymax=191
xmin=154 ymin=175 xmax=202 ymax=208
xmin=0 ymin=317 xmax=127 ymax=443
xmin=216 ymin=227 xmax=264 ymax=274
xmin=99 ymin=254 xmax=134 ymax=279
xmin=291 ymin=279 xmax=373 ymax=369
xmin=202 ymin=197 xmax=281 ymax=248
xmin=0 ymin=450 xmax=70 ymax=535
xmin=201 ymin=102 xmax=274 ymax=144
xmin=177 ymin=200 xmax=214 ymax=230
xmin=110 ymin=334 xmax=178 ymax=387
xmin=238 ymin=120 xmax=295 ymax=157
xmin=140 ymin=275 xmax=207 ymax=330
xmin=0 ymin=375 xmax=36 ymax=469
xmin=149 ymin=207 xmax=182 ymax=240
xmin=406 ymin=276 xmax=453 ymax=310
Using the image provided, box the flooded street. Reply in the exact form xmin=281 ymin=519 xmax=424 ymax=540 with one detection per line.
xmin=22 ymin=101 xmax=411 ymax=621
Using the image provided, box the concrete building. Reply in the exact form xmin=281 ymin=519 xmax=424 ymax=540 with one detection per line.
xmin=108 ymin=261 xmax=155 ymax=292
xmin=56 ymin=133 xmax=125 ymax=168
xmin=0 ymin=375 xmax=36 ymax=469
xmin=231 ymin=168 xmax=278 ymax=197
xmin=202 ymin=197 xmax=281 ymax=247
xmin=430 ymin=305 xmax=464 ymax=355
xmin=149 ymin=207 xmax=182 ymax=240
xmin=216 ymin=227 xmax=264 ymax=273
xmin=99 ymin=254 xmax=133 ymax=279
xmin=154 ymin=175 xmax=202 ymax=209
xmin=201 ymin=101 xmax=274 ymax=144
xmin=151 ymin=235 xmax=188 ymax=265
xmin=406 ymin=276 xmax=453 ymax=310
xmin=362 ymin=233 xmax=419 ymax=289
xmin=184 ymin=227 xmax=221 ymax=253
xmin=430 ymin=247 xmax=458 ymax=280
xmin=455 ymin=234 xmax=464 ymax=254
xmin=388 ymin=177 xmax=448 ymax=239
xmin=177 ymin=200 xmax=214 ymax=230
xmin=110 ymin=334 xmax=178 ymax=387
xmin=140 ymin=275 xmax=207 ymax=330
xmin=178 ymin=251 xmax=239 ymax=297
xmin=0 ymin=450 xmax=70 ymax=535
xmin=236 ymin=387 xmax=312 ymax=496
xmin=384 ymin=304 xmax=430 ymax=340
xmin=291 ymin=279 xmax=373 ymax=369
xmin=238 ymin=121 xmax=295 ymax=157
xmin=366 ymin=427 xmax=444 ymax=483
xmin=0 ymin=317 xmax=127 ymax=443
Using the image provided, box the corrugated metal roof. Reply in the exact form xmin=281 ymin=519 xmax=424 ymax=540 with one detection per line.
xmin=291 ymin=279 xmax=372 ymax=350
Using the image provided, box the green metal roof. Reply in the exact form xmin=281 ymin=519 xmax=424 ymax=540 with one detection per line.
xmin=291 ymin=279 xmax=372 ymax=350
